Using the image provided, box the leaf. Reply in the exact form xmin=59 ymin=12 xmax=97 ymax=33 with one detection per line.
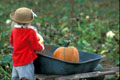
xmin=115 ymin=58 xmax=119 ymax=66
xmin=0 ymin=11 xmax=3 ymax=16
xmin=0 ymin=54 xmax=12 ymax=63
xmin=0 ymin=54 xmax=13 ymax=68
xmin=106 ymin=75 xmax=115 ymax=80
xmin=82 ymin=40 xmax=90 ymax=47
xmin=77 ymin=41 xmax=84 ymax=49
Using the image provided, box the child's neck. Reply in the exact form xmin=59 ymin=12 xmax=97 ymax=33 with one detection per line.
xmin=14 ymin=24 xmax=31 ymax=28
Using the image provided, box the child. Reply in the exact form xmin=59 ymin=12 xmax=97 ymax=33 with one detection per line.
xmin=9 ymin=7 xmax=44 ymax=80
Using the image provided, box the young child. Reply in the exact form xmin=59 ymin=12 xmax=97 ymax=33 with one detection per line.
xmin=9 ymin=7 xmax=44 ymax=80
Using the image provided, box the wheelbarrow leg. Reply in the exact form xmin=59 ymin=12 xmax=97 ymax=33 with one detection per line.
xmin=35 ymin=78 xmax=56 ymax=80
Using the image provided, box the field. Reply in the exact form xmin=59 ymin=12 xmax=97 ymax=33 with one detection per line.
xmin=0 ymin=0 xmax=119 ymax=79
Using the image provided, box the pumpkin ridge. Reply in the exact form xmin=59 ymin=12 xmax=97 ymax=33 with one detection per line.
xmin=72 ymin=48 xmax=74 ymax=58
xmin=71 ymin=48 xmax=74 ymax=62
xmin=63 ymin=47 xmax=66 ymax=61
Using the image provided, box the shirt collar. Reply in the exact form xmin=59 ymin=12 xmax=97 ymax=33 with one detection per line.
xmin=14 ymin=24 xmax=28 ymax=28
xmin=14 ymin=24 xmax=37 ymax=32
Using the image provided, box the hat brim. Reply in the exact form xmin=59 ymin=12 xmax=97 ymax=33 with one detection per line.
xmin=10 ymin=12 xmax=34 ymax=24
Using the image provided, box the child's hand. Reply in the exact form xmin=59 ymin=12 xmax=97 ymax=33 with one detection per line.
xmin=38 ymin=37 xmax=44 ymax=50
xmin=38 ymin=39 xmax=44 ymax=45
xmin=37 ymin=33 xmax=44 ymax=45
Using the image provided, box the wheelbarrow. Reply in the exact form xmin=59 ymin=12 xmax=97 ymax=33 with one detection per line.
xmin=34 ymin=45 xmax=103 ymax=75
xmin=8 ymin=45 xmax=119 ymax=79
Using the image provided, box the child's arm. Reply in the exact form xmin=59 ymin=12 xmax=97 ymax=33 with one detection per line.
xmin=29 ymin=26 xmax=44 ymax=50
xmin=28 ymin=30 xmax=44 ymax=51
xmin=37 ymin=33 xmax=44 ymax=50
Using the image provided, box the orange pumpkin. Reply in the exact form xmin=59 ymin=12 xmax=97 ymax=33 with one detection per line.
xmin=53 ymin=42 xmax=79 ymax=63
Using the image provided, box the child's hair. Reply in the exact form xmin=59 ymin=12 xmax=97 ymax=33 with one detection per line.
xmin=17 ymin=23 xmax=28 ymax=25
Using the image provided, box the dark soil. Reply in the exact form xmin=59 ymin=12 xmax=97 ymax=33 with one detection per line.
xmin=100 ymin=58 xmax=117 ymax=68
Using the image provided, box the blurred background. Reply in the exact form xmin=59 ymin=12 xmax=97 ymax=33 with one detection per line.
xmin=0 ymin=0 xmax=119 ymax=79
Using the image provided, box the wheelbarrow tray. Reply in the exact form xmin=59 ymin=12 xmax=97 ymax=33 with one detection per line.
xmin=34 ymin=45 xmax=103 ymax=75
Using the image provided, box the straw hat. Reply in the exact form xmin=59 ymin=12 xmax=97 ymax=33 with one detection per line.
xmin=10 ymin=7 xmax=34 ymax=24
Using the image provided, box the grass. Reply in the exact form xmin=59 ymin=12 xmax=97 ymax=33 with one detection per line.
xmin=0 ymin=0 xmax=119 ymax=79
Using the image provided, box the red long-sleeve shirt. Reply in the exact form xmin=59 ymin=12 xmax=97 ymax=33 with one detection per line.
xmin=10 ymin=28 xmax=43 ymax=66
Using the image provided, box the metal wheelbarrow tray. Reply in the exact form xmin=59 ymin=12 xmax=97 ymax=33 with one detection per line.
xmin=34 ymin=45 xmax=103 ymax=75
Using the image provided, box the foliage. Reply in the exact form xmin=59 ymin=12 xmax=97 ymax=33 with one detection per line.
xmin=0 ymin=0 xmax=119 ymax=79
xmin=0 ymin=54 xmax=12 ymax=79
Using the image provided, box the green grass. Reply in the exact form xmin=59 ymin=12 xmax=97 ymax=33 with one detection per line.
xmin=0 ymin=0 xmax=119 ymax=79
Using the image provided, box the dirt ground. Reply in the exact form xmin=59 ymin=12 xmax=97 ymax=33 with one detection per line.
xmin=100 ymin=58 xmax=117 ymax=68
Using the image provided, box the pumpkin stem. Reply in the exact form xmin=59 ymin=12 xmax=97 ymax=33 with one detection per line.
xmin=64 ymin=41 xmax=70 ymax=47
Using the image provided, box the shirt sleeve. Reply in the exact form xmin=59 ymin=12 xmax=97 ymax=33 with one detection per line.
xmin=28 ymin=30 xmax=44 ymax=51
xmin=9 ymin=31 xmax=13 ymax=46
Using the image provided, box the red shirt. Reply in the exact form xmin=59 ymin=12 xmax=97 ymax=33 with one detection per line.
xmin=10 ymin=28 xmax=43 ymax=66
